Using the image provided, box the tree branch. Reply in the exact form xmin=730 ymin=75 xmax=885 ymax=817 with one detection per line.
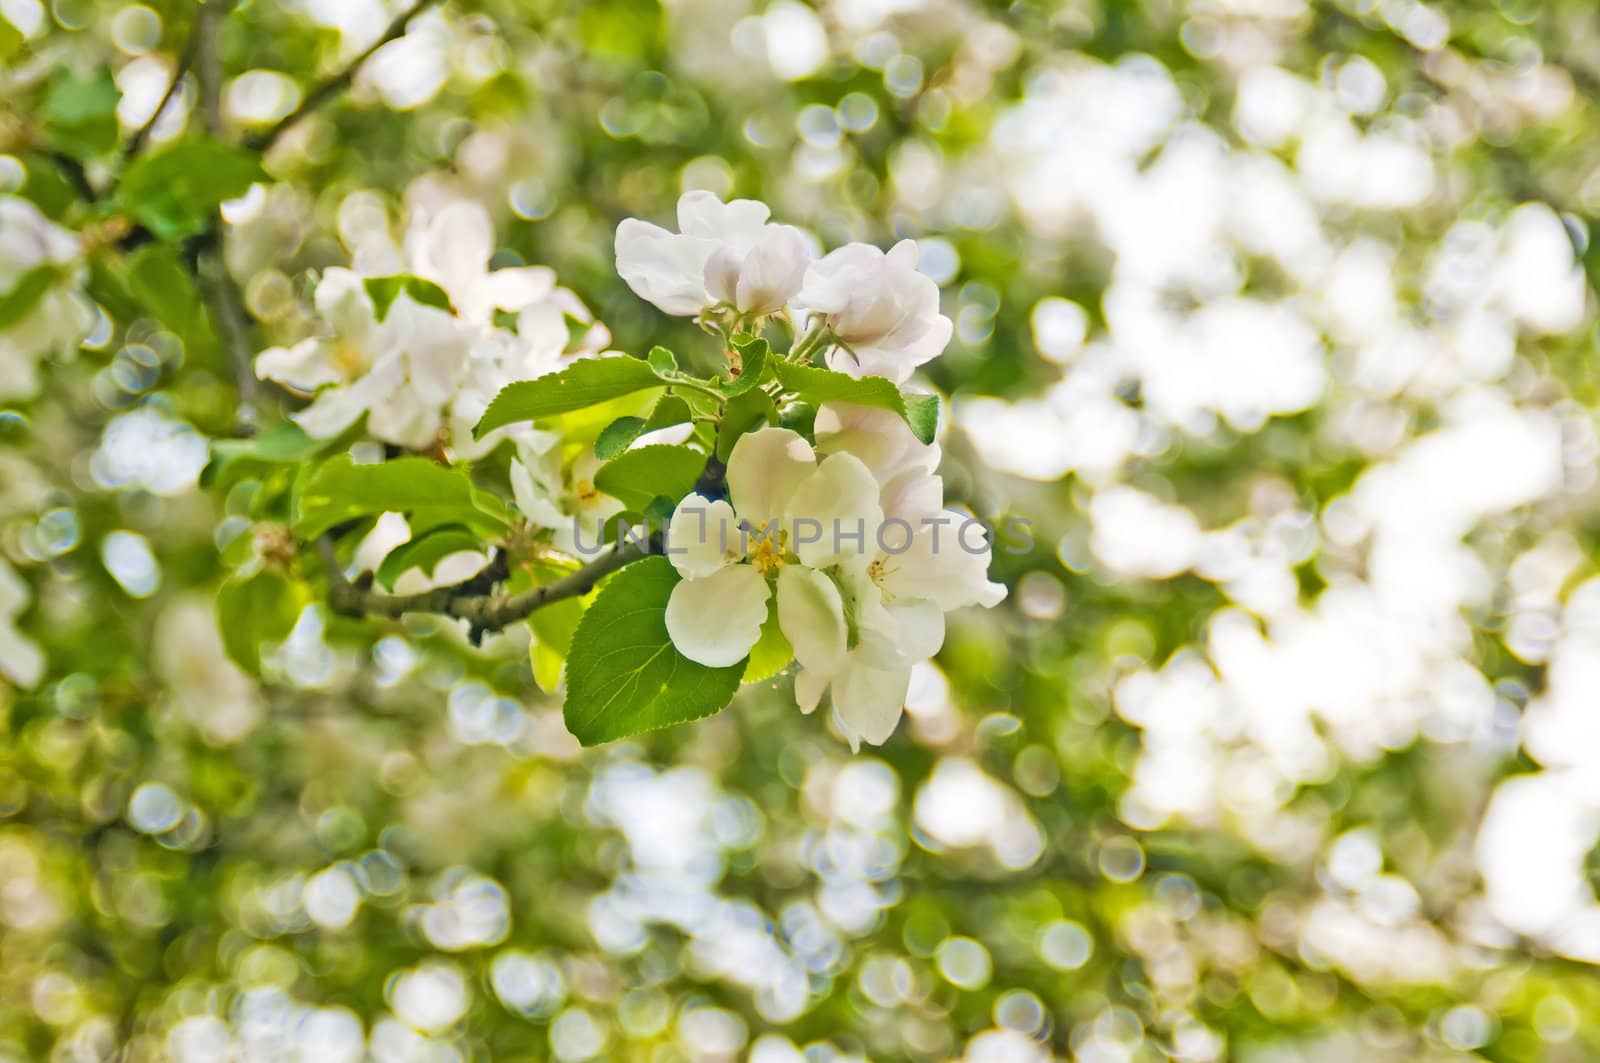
xmin=244 ymin=0 xmax=441 ymax=153
xmin=195 ymin=239 xmax=260 ymax=432
xmin=317 ymin=533 xmax=658 ymax=644
xmin=120 ymin=8 xmax=206 ymax=163
xmin=192 ymin=0 xmax=235 ymax=137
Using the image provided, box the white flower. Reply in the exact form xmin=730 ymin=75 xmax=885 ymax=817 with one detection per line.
xmin=615 ymin=191 xmax=810 ymax=317
xmin=509 ymin=443 xmax=624 ymax=555
xmin=796 ymin=239 xmax=953 ymax=383
xmin=0 ymin=197 xmax=95 ymax=401
xmin=255 ymin=197 xmax=609 ymax=453
xmin=662 ymin=427 xmax=882 ymax=669
xmin=256 ymin=269 xmax=470 ymax=449
xmin=796 ymin=503 xmax=1007 ymax=749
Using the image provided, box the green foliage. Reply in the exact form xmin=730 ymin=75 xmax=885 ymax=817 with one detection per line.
xmin=563 ymin=556 xmax=746 ymax=744
xmin=363 ymin=275 xmax=453 ymax=320
xmin=118 ymin=138 xmax=267 ymax=240
xmin=0 ymin=266 xmax=57 ymax=329
xmin=216 ymin=569 xmax=306 ymax=675
xmin=293 ymin=455 xmax=510 ymax=540
xmin=723 ymin=334 xmax=769 ymax=395
xmin=591 ymin=443 xmax=706 ymax=511
xmin=373 ymin=525 xmax=483 ymax=590
xmin=38 ymin=69 xmax=120 ymax=159
xmin=772 ymin=360 xmax=940 ymax=444
xmin=475 ymin=357 xmax=664 ymax=436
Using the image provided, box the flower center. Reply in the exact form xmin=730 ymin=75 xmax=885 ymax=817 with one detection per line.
xmin=748 ymin=521 xmax=787 ymax=575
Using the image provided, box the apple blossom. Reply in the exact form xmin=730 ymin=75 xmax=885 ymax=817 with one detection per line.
xmin=510 ymin=442 xmax=624 ymax=555
xmin=0 ymin=197 xmax=95 ymax=401
xmin=794 ymin=502 xmax=1007 ymax=750
xmin=256 ymin=269 xmax=472 ymax=448
xmin=614 ymin=191 xmax=810 ymax=317
xmin=255 ymin=200 xmax=608 ymax=453
xmin=662 ymin=427 xmax=883 ymax=668
xmin=796 ymin=239 xmax=953 ymax=383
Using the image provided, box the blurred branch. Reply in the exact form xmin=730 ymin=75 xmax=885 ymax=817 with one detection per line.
xmin=316 ymin=534 xmax=657 ymax=644
xmin=193 ymin=0 xmax=235 ymax=137
xmin=244 ymin=0 xmax=442 ymax=153
xmin=195 ymin=237 xmax=261 ymax=433
xmin=120 ymin=8 xmax=206 ymax=162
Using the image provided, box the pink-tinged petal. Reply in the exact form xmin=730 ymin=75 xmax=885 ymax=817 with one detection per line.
xmin=734 ymin=225 xmax=809 ymax=313
xmin=776 ymin=566 xmax=847 ymax=674
xmin=664 ymin=564 xmax=771 ymax=668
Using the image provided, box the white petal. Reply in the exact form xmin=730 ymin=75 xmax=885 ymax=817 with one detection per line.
xmin=814 ymin=401 xmax=939 ymax=483
xmin=677 ymin=191 xmax=769 ymax=240
xmin=313 ymin=267 xmax=377 ymax=341
xmin=880 ymin=512 xmax=1007 ymax=609
xmin=726 ymin=427 xmax=816 ymax=529
xmin=884 ymin=598 xmax=946 ymax=661
xmin=795 ymin=669 xmax=828 ymax=715
xmin=614 ymin=218 xmax=716 ymax=316
xmin=255 ymin=339 xmax=345 ymax=391
xmin=776 ymin=566 xmax=847 ymax=674
xmin=734 ymin=225 xmax=809 ymax=313
xmin=666 ymin=495 xmax=740 ymax=579
xmin=664 ymin=564 xmax=770 ymax=668
xmin=785 ymin=452 xmax=883 ymax=569
xmin=832 ymin=658 xmax=912 ymax=748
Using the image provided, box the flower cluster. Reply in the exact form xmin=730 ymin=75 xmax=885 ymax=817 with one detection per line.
xmin=620 ymin=193 xmax=1002 ymax=747
xmin=255 ymin=199 xmax=609 ymax=454
xmin=0 ymin=197 xmax=96 ymax=401
xmin=615 ymin=191 xmax=952 ymax=383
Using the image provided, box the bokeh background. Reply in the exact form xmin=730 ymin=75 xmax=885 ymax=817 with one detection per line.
xmin=5 ymin=0 xmax=1600 ymax=1059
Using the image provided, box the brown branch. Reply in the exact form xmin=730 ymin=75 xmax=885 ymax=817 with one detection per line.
xmin=120 ymin=9 xmax=206 ymax=163
xmin=192 ymin=0 xmax=235 ymax=137
xmin=317 ymin=533 xmax=657 ymax=644
xmin=243 ymin=0 xmax=441 ymax=153
xmin=195 ymin=239 xmax=261 ymax=432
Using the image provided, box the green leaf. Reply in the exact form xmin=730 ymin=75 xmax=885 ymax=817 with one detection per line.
xmin=475 ymin=357 xmax=664 ymax=437
xmin=0 ymin=266 xmax=57 ymax=330
xmin=647 ymin=345 xmax=678 ymax=373
xmin=294 ymin=456 xmax=511 ymax=541
xmin=39 ymin=69 xmax=119 ymax=159
xmin=0 ymin=18 xmax=23 ymax=63
xmin=593 ymin=444 xmax=707 ymax=512
xmin=128 ymin=245 xmax=198 ymax=332
xmin=723 ymin=335 xmax=769 ymax=396
xmin=743 ymin=598 xmax=793 ymax=683
xmin=119 ymin=138 xmax=267 ymax=241
xmin=771 ymin=361 xmax=939 ymax=445
xmin=644 ymin=394 xmax=692 ymax=432
xmin=217 ymin=569 xmax=307 ymax=676
xmin=363 ymin=275 xmax=453 ymax=321
xmin=716 ymin=388 xmax=777 ymax=462
xmin=375 ymin=525 xmax=485 ymax=590
xmin=594 ymin=416 xmax=647 ymax=460
xmin=527 ymin=560 xmax=589 ymax=692
xmin=563 ymin=556 xmax=745 ymax=745
xmin=203 ymin=421 xmax=329 ymax=491
xmin=904 ymin=393 xmax=940 ymax=445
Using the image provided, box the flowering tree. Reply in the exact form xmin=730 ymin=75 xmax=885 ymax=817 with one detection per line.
xmin=9 ymin=0 xmax=1600 ymax=1058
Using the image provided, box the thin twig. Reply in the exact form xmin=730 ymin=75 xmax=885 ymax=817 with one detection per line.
xmin=196 ymin=241 xmax=260 ymax=432
xmin=317 ymin=534 xmax=657 ymax=643
xmin=193 ymin=0 xmax=235 ymax=137
xmin=120 ymin=13 xmax=204 ymax=162
xmin=244 ymin=0 xmax=441 ymax=153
